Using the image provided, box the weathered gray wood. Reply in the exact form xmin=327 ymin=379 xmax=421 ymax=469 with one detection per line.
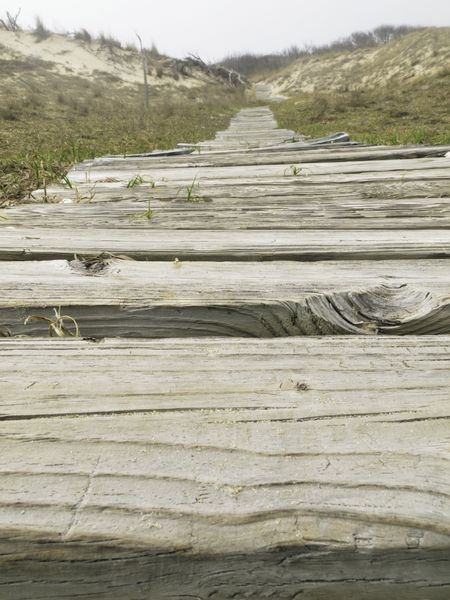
xmin=1 ymin=259 xmax=450 ymax=337
xmin=66 ymin=156 xmax=450 ymax=185
xmin=93 ymin=144 xmax=450 ymax=168
xmin=3 ymin=105 xmax=450 ymax=599
xmin=0 ymin=228 xmax=450 ymax=261
xmin=4 ymin=195 xmax=450 ymax=230
xmin=27 ymin=179 xmax=450 ymax=210
xmin=1 ymin=336 xmax=449 ymax=416
xmin=27 ymin=169 xmax=450 ymax=218
xmin=0 ymin=336 xmax=449 ymax=599
xmin=182 ymin=106 xmax=298 ymax=150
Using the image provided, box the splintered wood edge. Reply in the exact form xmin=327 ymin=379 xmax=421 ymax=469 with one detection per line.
xmin=1 ymin=259 xmax=450 ymax=337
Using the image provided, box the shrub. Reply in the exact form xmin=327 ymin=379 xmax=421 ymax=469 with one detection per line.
xmin=33 ymin=16 xmax=51 ymax=41
xmin=0 ymin=10 xmax=22 ymax=31
xmin=74 ymin=28 xmax=92 ymax=43
xmin=149 ymin=43 xmax=160 ymax=58
xmin=98 ymin=33 xmax=122 ymax=53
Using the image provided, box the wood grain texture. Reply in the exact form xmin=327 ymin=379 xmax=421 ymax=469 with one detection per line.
xmin=93 ymin=143 xmax=450 ymax=168
xmin=65 ymin=156 xmax=450 ymax=185
xmin=1 ymin=259 xmax=450 ymax=337
xmin=0 ymin=336 xmax=449 ymax=599
xmin=25 ymin=157 xmax=449 ymax=213
xmin=27 ymin=177 xmax=450 ymax=208
xmin=1 ymin=228 xmax=450 ymax=261
xmin=4 ymin=195 xmax=450 ymax=231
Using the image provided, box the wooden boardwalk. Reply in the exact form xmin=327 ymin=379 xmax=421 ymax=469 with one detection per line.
xmin=1 ymin=106 xmax=450 ymax=599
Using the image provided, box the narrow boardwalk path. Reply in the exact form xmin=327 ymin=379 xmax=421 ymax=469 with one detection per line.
xmin=179 ymin=106 xmax=298 ymax=149
xmin=1 ymin=106 xmax=450 ymax=599
xmin=254 ymin=81 xmax=287 ymax=102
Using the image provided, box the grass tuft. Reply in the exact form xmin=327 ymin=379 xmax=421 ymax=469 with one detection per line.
xmin=127 ymin=175 xmax=145 ymax=188
xmin=130 ymin=200 xmax=153 ymax=220
xmin=24 ymin=307 xmax=80 ymax=337
xmin=284 ymin=165 xmax=302 ymax=176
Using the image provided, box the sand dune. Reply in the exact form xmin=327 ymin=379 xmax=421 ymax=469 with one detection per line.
xmin=264 ymin=28 xmax=450 ymax=96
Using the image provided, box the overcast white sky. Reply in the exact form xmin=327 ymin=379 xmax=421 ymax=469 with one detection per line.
xmin=4 ymin=0 xmax=450 ymax=61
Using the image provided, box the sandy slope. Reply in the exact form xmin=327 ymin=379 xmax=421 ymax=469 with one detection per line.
xmin=264 ymin=28 xmax=450 ymax=96
xmin=0 ymin=29 xmax=206 ymax=88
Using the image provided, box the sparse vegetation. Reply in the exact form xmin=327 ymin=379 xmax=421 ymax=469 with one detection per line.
xmin=74 ymin=28 xmax=92 ymax=43
xmin=98 ymin=33 xmax=123 ymax=53
xmin=24 ymin=307 xmax=80 ymax=337
xmin=271 ymin=66 xmax=450 ymax=145
xmin=149 ymin=42 xmax=160 ymax=58
xmin=0 ymin=69 xmax=248 ymax=204
xmin=33 ymin=17 xmax=51 ymax=41
xmin=127 ymin=175 xmax=145 ymax=188
xmin=0 ymin=9 xmax=22 ymax=32
xmin=0 ymin=20 xmax=249 ymax=205
xmin=131 ymin=200 xmax=153 ymax=220
xmin=73 ymin=185 xmax=97 ymax=203
xmin=284 ymin=165 xmax=302 ymax=176
xmin=126 ymin=175 xmax=157 ymax=188
xmin=61 ymin=175 xmax=73 ymax=188
xmin=219 ymin=25 xmax=427 ymax=79
xmin=185 ymin=176 xmax=200 ymax=202
xmin=180 ymin=175 xmax=203 ymax=202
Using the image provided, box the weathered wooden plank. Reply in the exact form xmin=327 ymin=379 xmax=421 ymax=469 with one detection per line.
xmin=1 ymin=336 xmax=449 ymax=416
xmin=25 ymin=175 xmax=449 ymax=208
xmin=94 ymin=144 xmax=450 ymax=168
xmin=179 ymin=140 xmax=360 ymax=152
xmin=0 ymin=228 xmax=449 ymax=261
xmin=0 ymin=336 xmax=449 ymax=598
xmin=66 ymin=156 xmax=450 ymax=185
xmin=1 ymin=259 xmax=450 ymax=337
xmin=3 ymin=195 xmax=450 ymax=230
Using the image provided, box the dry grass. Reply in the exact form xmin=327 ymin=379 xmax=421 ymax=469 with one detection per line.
xmin=0 ymin=65 xmax=248 ymax=204
xmin=267 ymin=28 xmax=450 ymax=94
xmin=0 ymin=21 xmax=249 ymax=205
xmin=271 ymin=67 xmax=450 ymax=145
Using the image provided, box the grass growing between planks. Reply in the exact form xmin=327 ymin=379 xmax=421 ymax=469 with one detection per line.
xmin=271 ymin=68 xmax=450 ymax=146
xmin=0 ymin=68 xmax=249 ymax=205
